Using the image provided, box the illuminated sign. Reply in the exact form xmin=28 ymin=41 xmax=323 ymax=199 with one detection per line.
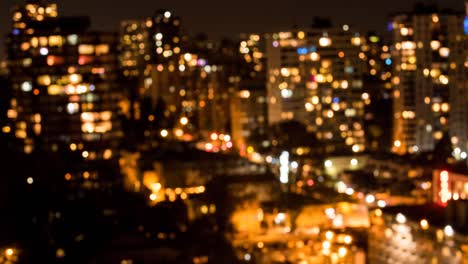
xmin=439 ymin=170 xmax=451 ymax=204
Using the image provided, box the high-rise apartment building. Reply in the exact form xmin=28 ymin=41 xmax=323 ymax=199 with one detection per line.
xmin=391 ymin=5 xmax=467 ymax=156
xmin=265 ymin=26 xmax=368 ymax=154
xmin=6 ymin=1 xmax=122 ymax=162
xmin=231 ymin=34 xmax=269 ymax=154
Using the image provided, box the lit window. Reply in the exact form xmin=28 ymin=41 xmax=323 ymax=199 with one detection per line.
xmin=95 ymin=44 xmax=109 ymax=55
xmin=48 ymin=35 xmax=63 ymax=46
xmin=37 ymin=75 xmax=51 ymax=86
xmin=67 ymin=34 xmax=78 ymax=45
xmin=67 ymin=103 xmax=79 ymax=114
xmin=78 ymin=44 xmax=94 ymax=55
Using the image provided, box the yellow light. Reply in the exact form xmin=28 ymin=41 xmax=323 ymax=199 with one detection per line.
xmin=297 ymin=31 xmax=305 ymax=39
xmin=344 ymin=235 xmax=352 ymax=244
xmin=5 ymin=248 xmax=14 ymax=257
xmin=257 ymin=242 xmax=264 ymax=249
xmin=394 ymin=140 xmax=401 ymax=148
xmin=210 ymin=133 xmax=218 ymax=141
xmin=246 ymin=146 xmax=254 ymax=154
xmin=103 ymin=149 xmax=112 ymax=159
xmin=160 ymin=129 xmax=168 ymax=138
xmin=325 ymin=231 xmax=334 ymax=240
xmin=149 ymin=193 xmax=157 ymax=201
xmin=420 ymin=219 xmax=429 ymax=230
xmin=375 ymin=209 xmax=382 ymax=217
xmin=180 ymin=117 xmax=188 ymax=125
xmin=2 ymin=126 xmax=11 ymax=133
xmin=82 ymin=151 xmax=89 ymax=158
xmin=200 ymin=205 xmax=208 ymax=214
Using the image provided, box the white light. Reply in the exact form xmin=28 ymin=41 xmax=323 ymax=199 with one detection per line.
xmin=324 ymin=160 xmax=333 ymax=168
xmin=21 ymin=81 xmax=32 ymax=92
xmin=345 ymin=187 xmax=354 ymax=195
xmin=350 ymin=158 xmax=358 ymax=166
xmin=244 ymin=253 xmax=251 ymax=261
xmin=160 ymin=129 xmax=168 ymax=138
xmin=27 ymin=177 xmax=34 ymax=184
xmin=67 ymin=34 xmax=78 ymax=45
xmin=336 ymin=181 xmax=347 ymax=193
xmin=377 ymin=200 xmax=386 ymax=208
xmin=180 ymin=117 xmax=188 ymax=125
xmin=281 ymin=89 xmax=292 ymax=98
xmin=396 ymin=213 xmax=406 ymax=224
xmin=40 ymin=47 xmax=49 ymax=55
xmin=66 ymin=103 xmax=79 ymax=114
xmin=280 ymin=151 xmax=289 ymax=184
xmin=155 ymin=33 xmax=163 ymax=40
xmin=265 ymin=156 xmax=273 ymax=163
xmin=352 ymin=144 xmax=360 ymax=152
xmin=325 ymin=208 xmax=335 ymax=218
xmin=319 ymin=35 xmax=332 ymax=47
xmin=274 ymin=213 xmax=286 ymax=224
xmin=164 ymin=11 xmax=171 ymax=18
xmin=290 ymin=161 xmax=298 ymax=169
xmin=280 ymin=151 xmax=289 ymax=164
xmin=444 ymin=225 xmax=454 ymax=237
xmin=342 ymin=24 xmax=349 ymax=31
xmin=461 ymin=152 xmax=467 ymax=159
xmin=365 ymin=194 xmax=375 ymax=204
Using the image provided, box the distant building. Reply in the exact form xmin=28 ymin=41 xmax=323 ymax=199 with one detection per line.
xmin=232 ymin=34 xmax=269 ymax=154
xmin=6 ymin=1 xmax=122 ymax=168
xmin=368 ymin=204 xmax=468 ymax=263
xmin=264 ymin=25 xmax=368 ymax=154
xmin=390 ymin=5 xmax=468 ymax=156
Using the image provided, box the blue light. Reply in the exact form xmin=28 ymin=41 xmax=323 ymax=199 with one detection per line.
xmin=385 ymin=58 xmax=392 ymax=65
xmin=464 ymin=16 xmax=468 ymax=35
xmin=333 ymin=97 xmax=340 ymax=103
xmin=387 ymin=22 xmax=393 ymax=32
xmin=12 ymin=29 xmax=20 ymax=35
xmin=309 ymin=46 xmax=317 ymax=52
xmin=297 ymin=47 xmax=308 ymax=55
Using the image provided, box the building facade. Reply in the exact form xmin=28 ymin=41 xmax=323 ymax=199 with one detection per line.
xmin=6 ymin=1 xmax=122 ymax=163
xmin=391 ymin=6 xmax=468 ymax=155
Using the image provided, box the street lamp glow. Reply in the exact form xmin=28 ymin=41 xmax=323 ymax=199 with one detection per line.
xmin=444 ymin=225 xmax=454 ymax=237
xmin=345 ymin=187 xmax=354 ymax=195
xmin=5 ymin=248 xmax=14 ymax=256
xmin=344 ymin=235 xmax=352 ymax=244
xmin=338 ymin=247 xmax=347 ymax=257
xmin=377 ymin=200 xmax=386 ymax=208
xmin=365 ymin=194 xmax=375 ymax=204
xmin=180 ymin=117 xmax=188 ymax=125
xmin=420 ymin=219 xmax=429 ymax=230
xmin=350 ymin=158 xmax=358 ymax=166
xmin=160 ymin=129 xmax=168 ymax=138
xmin=324 ymin=159 xmax=333 ymax=168
xmin=396 ymin=213 xmax=406 ymax=224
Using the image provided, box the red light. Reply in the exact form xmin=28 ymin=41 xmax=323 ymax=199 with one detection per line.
xmin=307 ymin=179 xmax=314 ymax=186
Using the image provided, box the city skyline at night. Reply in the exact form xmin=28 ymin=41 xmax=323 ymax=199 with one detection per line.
xmin=0 ymin=0 xmax=467 ymax=263
xmin=0 ymin=0 xmax=465 ymax=58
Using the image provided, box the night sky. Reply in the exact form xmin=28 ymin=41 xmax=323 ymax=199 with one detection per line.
xmin=0 ymin=0 xmax=465 ymax=58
